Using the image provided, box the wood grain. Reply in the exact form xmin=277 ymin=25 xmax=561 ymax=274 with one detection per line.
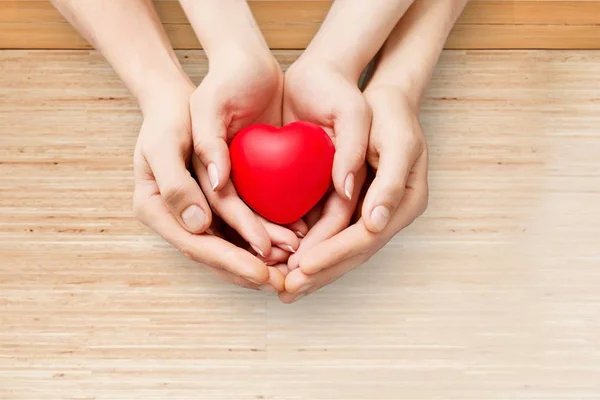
xmin=2 ymin=0 xmax=600 ymax=49
xmin=1 ymin=49 xmax=600 ymax=398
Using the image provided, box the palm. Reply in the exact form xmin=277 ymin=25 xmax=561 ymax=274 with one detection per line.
xmin=193 ymin=55 xmax=283 ymax=136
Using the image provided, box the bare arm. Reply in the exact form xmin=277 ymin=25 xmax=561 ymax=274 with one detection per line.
xmin=178 ymin=0 xmax=271 ymax=61
xmin=302 ymin=0 xmax=417 ymax=81
xmin=280 ymin=0 xmax=471 ymax=303
xmin=51 ymin=0 xmax=191 ymax=112
xmin=367 ymin=0 xmax=470 ymax=105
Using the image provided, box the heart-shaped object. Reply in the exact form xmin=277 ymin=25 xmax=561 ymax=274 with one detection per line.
xmin=230 ymin=121 xmax=335 ymax=224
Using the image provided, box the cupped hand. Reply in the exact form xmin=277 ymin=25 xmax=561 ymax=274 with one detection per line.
xmin=132 ymin=79 xmax=303 ymax=293
xmin=283 ymin=57 xmax=371 ymax=200
xmin=134 ymin=82 xmax=212 ymax=235
xmin=190 ymin=49 xmax=287 ymax=257
xmin=280 ymin=86 xmax=429 ymax=303
xmin=282 ymin=56 xmax=372 ymax=274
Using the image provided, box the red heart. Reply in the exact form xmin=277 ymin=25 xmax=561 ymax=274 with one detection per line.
xmin=229 ymin=121 xmax=335 ymax=224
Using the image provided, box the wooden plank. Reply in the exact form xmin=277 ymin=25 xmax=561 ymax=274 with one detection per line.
xmin=1 ymin=49 xmax=600 ymax=398
xmin=1 ymin=0 xmax=600 ymax=49
xmin=3 ymin=21 xmax=600 ymax=50
xmin=447 ymin=24 xmax=600 ymax=49
xmin=3 ymin=1 xmax=600 ymax=25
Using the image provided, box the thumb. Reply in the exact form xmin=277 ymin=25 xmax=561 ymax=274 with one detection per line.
xmin=331 ymin=94 xmax=371 ymax=201
xmin=146 ymin=147 xmax=213 ymax=234
xmin=362 ymin=141 xmax=423 ymax=233
xmin=191 ymin=106 xmax=231 ymax=192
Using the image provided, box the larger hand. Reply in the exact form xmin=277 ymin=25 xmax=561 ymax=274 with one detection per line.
xmin=133 ymin=84 xmax=299 ymax=293
xmin=280 ymin=87 xmax=429 ymax=303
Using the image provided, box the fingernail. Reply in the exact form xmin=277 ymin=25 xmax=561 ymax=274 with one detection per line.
xmin=181 ymin=205 xmax=206 ymax=232
xmin=250 ymin=243 xmax=265 ymax=258
xmin=266 ymin=261 xmax=278 ymax=266
xmin=259 ymin=284 xmax=278 ymax=293
xmin=291 ymin=293 xmax=306 ymax=303
xmin=344 ymin=173 xmax=354 ymax=200
xmin=208 ymin=163 xmax=219 ymax=190
xmin=295 ymin=231 xmax=305 ymax=238
xmin=370 ymin=205 xmax=391 ymax=232
xmin=286 ymin=245 xmax=296 ymax=253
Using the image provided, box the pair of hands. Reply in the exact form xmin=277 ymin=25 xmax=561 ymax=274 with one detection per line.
xmin=133 ymin=49 xmax=428 ymax=302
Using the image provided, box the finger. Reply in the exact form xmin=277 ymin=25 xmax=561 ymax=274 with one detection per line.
xmin=144 ymin=147 xmax=212 ymax=234
xmin=362 ymin=141 xmax=424 ymax=234
xmin=193 ymin=157 xmax=272 ymax=257
xmin=299 ymin=221 xmax=376 ymax=275
xmin=280 ymin=251 xmax=370 ymax=302
xmin=266 ymin=266 xmax=285 ymax=292
xmin=274 ymin=264 xmax=291 ymax=278
xmin=190 ymin=98 xmax=231 ymax=192
xmin=305 ymin=200 xmax=325 ymax=230
xmin=258 ymin=247 xmax=291 ymax=266
xmin=331 ymin=92 xmax=371 ymax=201
xmin=257 ymin=215 xmax=300 ymax=253
xmin=286 ymin=219 xmax=308 ymax=238
xmin=287 ymin=166 xmax=366 ymax=271
xmin=207 ymin=266 xmax=260 ymax=290
xmin=207 ymin=265 xmax=284 ymax=293
xmin=301 ymin=155 xmax=429 ymax=274
xmin=134 ymin=183 xmax=269 ymax=284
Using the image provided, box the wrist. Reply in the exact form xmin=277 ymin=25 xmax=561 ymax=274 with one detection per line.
xmin=207 ymin=45 xmax=281 ymax=92
xmin=291 ymin=51 xmax=361 ymax=84
xmin=137 ymin=75 xmax=195 ymax=118
xmin=364 ymin=83 xmax=421 ymax=112
xmin=180 ymin=0 xmax=270 ymax=62
xmin=300 ymin=49 xmax=366 ymax=83
xmin=208 ymin=42 xmax=275 ymax=71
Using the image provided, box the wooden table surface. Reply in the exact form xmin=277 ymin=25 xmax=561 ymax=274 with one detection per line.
xmin=1 ymin=49 xmax=600 ymax=399
xmin=3 ymin=0 xmax=600 ymax=49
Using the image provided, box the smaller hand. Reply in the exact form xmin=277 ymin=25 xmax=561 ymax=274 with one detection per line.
xmin=191 ymin=49 xmax=284 ymax=257
xmin=280 ymin=87 xmax=429 ymax=303
xmin=282 ymin=56 xmax=372 ymax=276
xmin=283 ymin=57 xmax=371 ymax=201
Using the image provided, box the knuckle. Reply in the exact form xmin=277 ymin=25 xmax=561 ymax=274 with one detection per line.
xmin=193 ymin=138 xmax=209 ymax=159
xmin=210 ymin=246 xmax=235 ymax=271
xmin=326 ymin=208 xmax=353 ymax=229
xmin=339 ymin=142 xmax=367 ymax=168
xmin=382 ymin=181 xmax=406 ymax=205
xmin=177 ymin=242 xmax=196 ymax=261
xmin=232 ymin=275 xmax=253 ymax=289
xmin=354 ymin=141 xmax=368 ymax=161
xmin=161 ymin=181 xmax=189 ymax=206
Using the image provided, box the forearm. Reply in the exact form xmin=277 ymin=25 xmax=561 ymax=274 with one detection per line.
xmin=367 ymin=0 xmax=469 ymax=106
xmin=52 ymin=0 xmax=191 ymax=111
xmin=178 ymin=0 xmax=270 ymax=61
xmin=302 ymin=0 xmax=416 ymax=81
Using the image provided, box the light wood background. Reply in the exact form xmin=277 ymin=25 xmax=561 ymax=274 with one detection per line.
xmin=1 ymin=49 xmax=599 ymax=398
xmin=2 ymin=0 xmax=600 ymax=49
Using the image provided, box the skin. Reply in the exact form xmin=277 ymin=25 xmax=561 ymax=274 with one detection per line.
xmin=52 ymin=0 xmax=469 ymax=300
xmin=51 ymin=0 xmax=303 ymax=292
xmin=282 ymin=0 xmax=418 ymax=273
xmin=281 ymin=0 xmax=471 ymax=303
